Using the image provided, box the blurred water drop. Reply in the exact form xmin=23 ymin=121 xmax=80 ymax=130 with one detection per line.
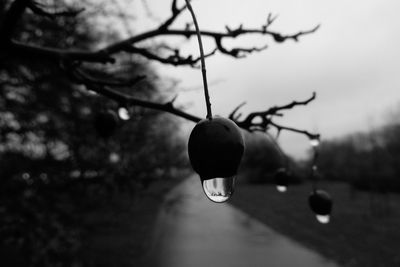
xmin=109 ymin=152 xmax=120 ymax=163
xmin=310 ymin=137 xmax=320 ymax=147
xmin=22 ymin=173 xmax=30 ymax=180
xmin=87 ymin=90 xmax=98 ymax=96
xmin=316 ymin=214 xmax=330 ymax=224
xmin=275 ymin=168 xmax=290 ymax=193
xmin=312 ymin=165 xmax=318 ymax=171
xmin=70 ymin=170 xmax=81 ymax=178
xmin=118 ymin=107 xmax=130 ymax=120
xmin=39 ymin=173 xmax=48 ymax=183
xmin=202 ymin=176 xmax=235 ymax=203
xmin=276 ymin=185 xmax=287 ymax=193
xmin=80 ymin=106 xmax=91 ymax=116
xmin=36 ymin=113 xmax=49 ymax=124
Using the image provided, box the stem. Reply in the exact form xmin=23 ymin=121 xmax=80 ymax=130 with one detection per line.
xmin=184 ymin=0 xmax=212 ymax=119
xmin=311 ymin=146 xmax=319 ymax=190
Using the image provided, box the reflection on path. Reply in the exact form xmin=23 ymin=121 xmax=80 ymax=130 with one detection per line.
xmin=146 ymin=176 xmax=340 ymax=267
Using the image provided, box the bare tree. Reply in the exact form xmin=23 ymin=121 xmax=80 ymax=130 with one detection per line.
xmin=0 ymin=0 xmax=320 ymax=140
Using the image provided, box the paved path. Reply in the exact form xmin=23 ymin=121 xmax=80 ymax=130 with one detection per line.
xmin=146 ymin=176 xmax=340 ymax=267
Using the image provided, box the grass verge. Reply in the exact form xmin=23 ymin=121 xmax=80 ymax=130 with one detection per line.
xmin=230 ymin=181 xmax=400 ymax=267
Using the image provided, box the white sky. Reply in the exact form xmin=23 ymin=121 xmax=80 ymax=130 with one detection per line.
xmin=124 ymin=0 xmax=400 ymax=158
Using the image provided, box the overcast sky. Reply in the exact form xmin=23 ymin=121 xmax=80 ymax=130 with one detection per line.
xmin=126 ymin=0 xmax=400 ymax=158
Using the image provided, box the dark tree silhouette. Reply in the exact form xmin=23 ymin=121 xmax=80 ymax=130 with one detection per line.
xmin=1 ymin=0 xmax=320 ymax=138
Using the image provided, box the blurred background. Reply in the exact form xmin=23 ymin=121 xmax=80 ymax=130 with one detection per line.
xmin=1 ymin=0 xmax=400 ymax=266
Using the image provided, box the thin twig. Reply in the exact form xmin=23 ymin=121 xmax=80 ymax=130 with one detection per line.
xmin=184 ymin=0 xmax=212 ymax=119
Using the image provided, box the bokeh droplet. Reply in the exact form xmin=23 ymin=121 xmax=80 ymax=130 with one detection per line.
xmin=276 ymin=185 xmax=287 ymax=193
xmin=118 ymin=107 xmax=130 ymax=120
xmin=109 ymin=152 xmax=120 ymax=163
xmin=310 ymin=138 xmax=320 ymax=147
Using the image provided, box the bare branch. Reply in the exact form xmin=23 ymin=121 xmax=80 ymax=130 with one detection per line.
xmin=72 ymin=67 xmax=146 ymax=87
xmin=215 ymin=36 xmax=268 ymax=58
xmin=230 ymin=101 xmax=246 ymax=121
xmin=158 ymin=0 xmax=187 ymax=30
xmin=1 ymin=0 xmax=321 ymax=141
xmin=62 ymin=62 xmax=201 ymax=122
xmin=125 ymin=46 xmax=217 ymax=67
xmin=63 ymin=61 xmax=319 ymax=140
xmin=264 ymin=13 xmax=278 ymax=30
xmin=264 ymin=92 xmax=316 ymax=114
xmin=4 ymin=8 xmax=319 ymax=65
xmin=229 ymin=92 xmax=319 ymax=138
xmin=9 ymin=40 xmax=115 ymax=63
xmin=27 ymin=1 xmax=85 ymax=20
xmin=269 ymin=121 xmax=320 ymax=140
xmin=84 ymin=84 xmax=201 ymax=123
xmin=0 ymin=0 xmax=30 ymax=42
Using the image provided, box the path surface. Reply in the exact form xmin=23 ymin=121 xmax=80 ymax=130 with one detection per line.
xmin=146 ymin=176 xmax=340 ymax=267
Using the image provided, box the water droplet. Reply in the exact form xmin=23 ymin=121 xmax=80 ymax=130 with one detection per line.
xmin=118 ymin=107 xmax=130 ymax=120
xmin=22 ymin=173 xmax=30 ymax=180
xmin=36 ymin=113 xmax=49 ymax=123
xmin=316 ymin=214 xmax=330 ymax=224
xmin=70 ymin=170 xmax=81 ymax=178
xmin=276 ymin=185 xmax=287 ymax=193
xmin=310 ymin=137 xmax=320 ymax=147
xmin=109 ymin=152 xmax=120 ymax=163
xmin=202 ymin=176 xmax=235 ymax=203
xmin=39 ymin=173 xmax=47 ymax=180
xmin=275 ymin=168 xmax=290 ymax=191
xmin=87 ymin=90 xmax=98 ymax=96
xmin=80 ymin=106 xmax=91 ymax=116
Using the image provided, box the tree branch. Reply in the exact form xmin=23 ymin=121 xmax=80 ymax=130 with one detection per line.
xmin=92 ymin=86 xmax=202 ymax=123
xmin=0 ymin=0 xmax=30 ymax=42
xmin=71 ymin=67 xmax=146 ymax=87
xmin=26 ymin=1 xmax=85 ymax=20
xmin=158 ymin=0 xmax=187 ymax=31
xmin=9 ymin=40 xmax=115 ymax=63
xmin=70 ymin=63 xmax=319 ymax=139
xmin=269 ymin=121 xmax=320 ymax=140
xmin=2 ymin=0 xmax=320 ymax=141
xmin=229 ymin=92 xmax=319 ymax=139
xmin=4 ymin=7 xmax=319 ymax=64
xmin=66 ymin=65 xmax=201 ymax=122
xmin=125 ymin=46 xmax=217 ymax=67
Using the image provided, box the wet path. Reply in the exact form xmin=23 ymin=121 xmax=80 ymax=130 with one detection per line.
xmin=146 ymin=176 xmax=339 ymax=267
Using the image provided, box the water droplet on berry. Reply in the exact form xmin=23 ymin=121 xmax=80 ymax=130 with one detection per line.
xmin=118 ymin=107 xmax=130 ymax=120
xmin=276 ymin=185 xmax=287 ymax=193
xmin=316 ymin=214 xmax=330 ymax=224
xmin=202 ymin=176 xmax=235 ymax=203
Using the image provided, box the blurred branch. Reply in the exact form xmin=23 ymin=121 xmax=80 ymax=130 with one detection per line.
xmin=158 ymin=0 xmax=187 ymax=31
xmin=71 ymin=67 xmax=146 ymax=87
xmin=99 ymin=18 xmax=320 ymax=60
xmin=229 ymin=92 xmax=319 ymax=139
xmin=67 ymin=65 xmax=201 ymax=122
xmin=1 ymin=0 xmax=320 ymax=140
xmin=125 ymin=46 xmax=217 ymax=67
xmin=3 ymin=1 xmax=319 ymax=65
xmin=27 ymin=1 xmax=85 ymax=20
xmin=269 ymin=121 xmax=320 ymax=140
xmin=68 ymin=62 xmax=319 ymax=138
xmin=0 ymin=0 xmax=30 ymax=42
xmin=9 ymin=40 xmax=116 ymax=63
